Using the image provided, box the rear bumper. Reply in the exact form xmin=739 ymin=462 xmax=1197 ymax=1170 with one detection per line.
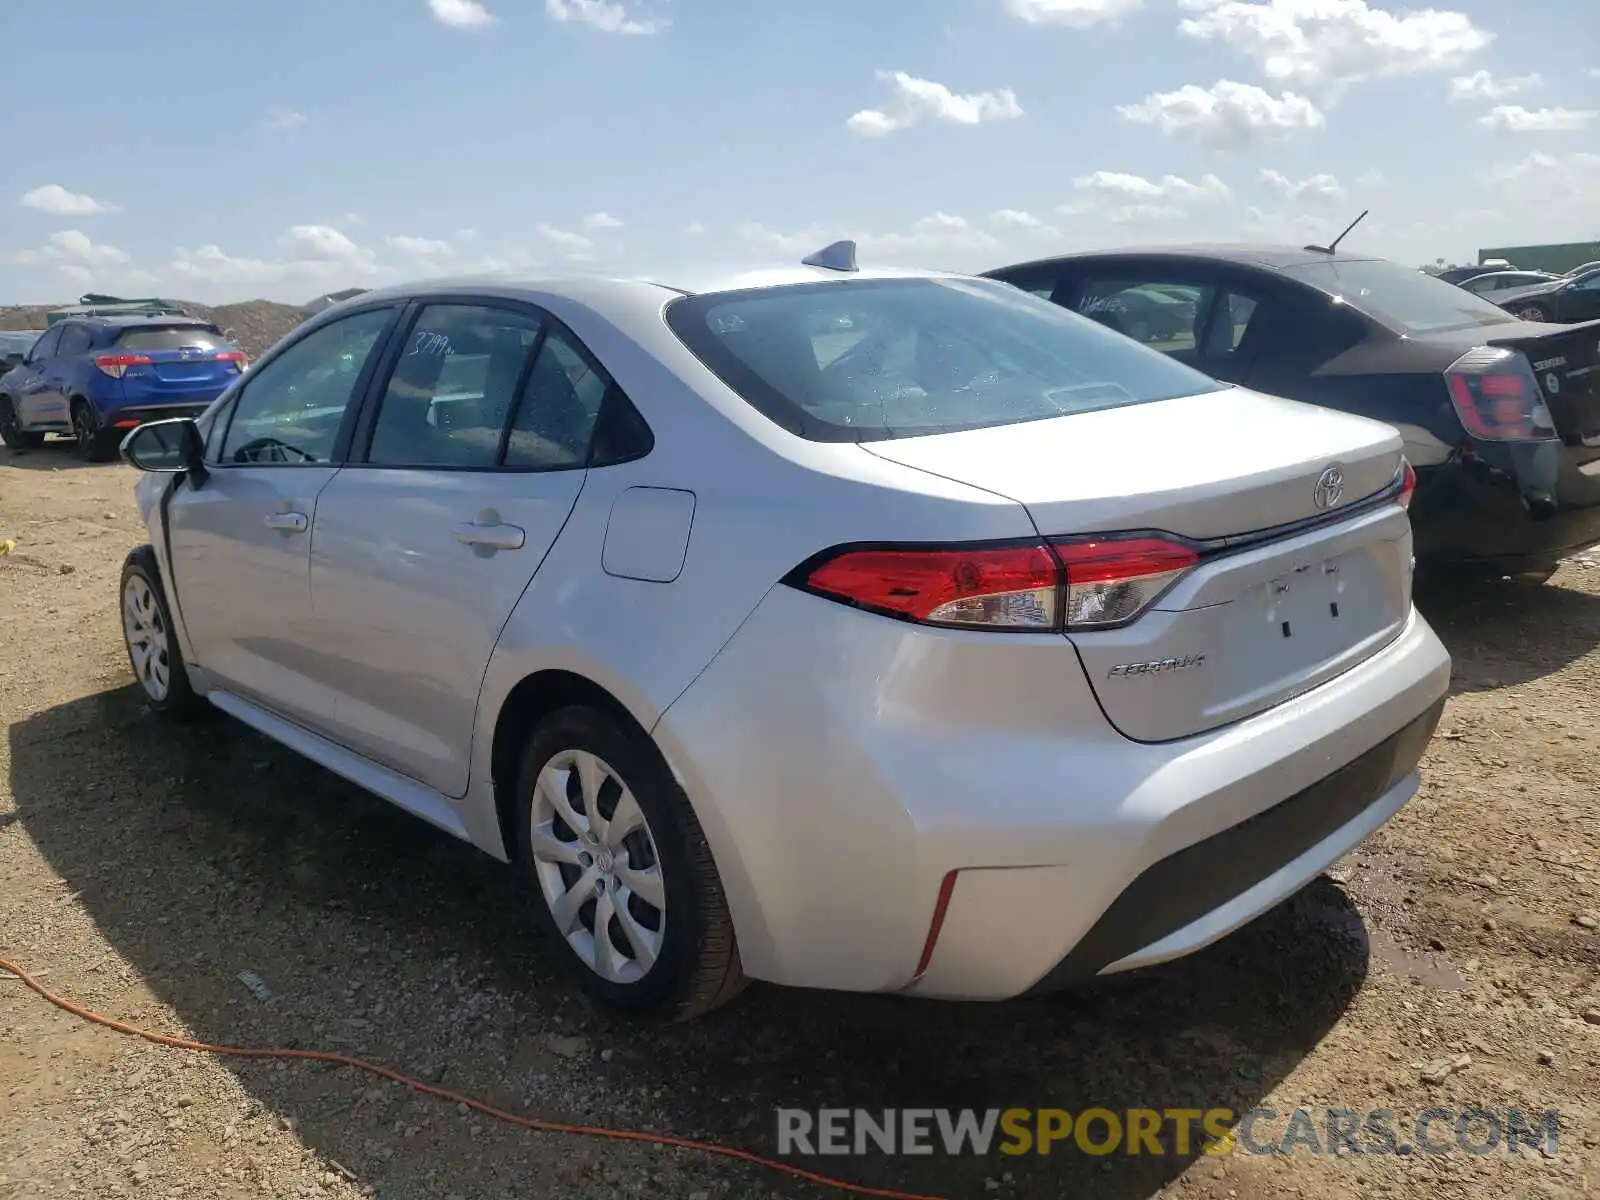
xmin=653 ymin=587 xmax=1452 ymax=1000
xmin=103 ymin=402 xmax=215 ymax=429
xmin=1412 ymin=447 xmax=1600 ymax=569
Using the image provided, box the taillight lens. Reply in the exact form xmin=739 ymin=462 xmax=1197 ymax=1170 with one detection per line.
xmin=1398 ymin=458 xmax=1417 ymax=509
xmin=804 ymin=544 xmax=1061 ymax=630
xmin=94 ymin=353 xmax=153 ymax=379
xmin=1445 ymin=347 xmax=1556 ymax=442
xmin=216 ymin=350 xmax=248 ymax=372
xmin=1051 ymin=537 xmax=1198 ymax=629
xmin=796 ymin=535 xmax=1198 ymax=632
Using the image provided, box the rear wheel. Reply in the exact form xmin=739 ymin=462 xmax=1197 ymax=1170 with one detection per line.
xmin=1512 ymin=302 xmax=1551 ymax=323
xmin=0 ymin=397 xmax=45 ymax=450
xmin=72 ymin=399 xmax=115 ymax=462
xmin=513 ymin=705 xmax=745 ymax=1021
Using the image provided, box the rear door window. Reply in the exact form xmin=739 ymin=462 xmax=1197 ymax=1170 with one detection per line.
xmin=363 ymin=304 xmax=544 ymax=469
xmin=55 ymin=325 xmax=94 ymax=356
xmin=1074 ymin=279 xmax=1209 ymax=355
xmin=28 ymin=327 xmax=63 ymax=362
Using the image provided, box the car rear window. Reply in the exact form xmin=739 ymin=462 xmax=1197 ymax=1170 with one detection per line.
xmin=662 ymin=276 xmax=1225 ymax=442
xmin=1282 ymin=259 xmax=1519 ymax=334
xmin=114 ymin=325 xmax=229 ymax=352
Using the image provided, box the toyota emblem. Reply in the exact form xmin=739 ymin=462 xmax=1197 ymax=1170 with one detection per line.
xmin=1313 ymin=465 xmax=1345 ymax=510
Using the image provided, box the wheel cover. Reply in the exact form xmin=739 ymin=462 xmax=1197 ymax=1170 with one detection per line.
xmin=1516 ymin=305 xmax=1546 ymax=322
xmin=122 ymin=576 xmax=171 ymax=702
xmin=529 ymin=748 xmax=666 ymax=984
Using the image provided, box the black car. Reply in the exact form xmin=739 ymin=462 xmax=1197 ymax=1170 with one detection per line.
xmin=1488 ymin=266 xmax=1600 ymax=325
xmin=982 ymin=246 xmax=1600 ymax=584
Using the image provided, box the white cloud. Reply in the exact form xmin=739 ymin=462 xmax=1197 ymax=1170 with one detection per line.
xmin=544 ymin=0 xmax=663 ymax=34
xmin=387 ymin=235 xmax=453 ymax=257
xmin=739 ymin=213 xmax=1003 ymax=267
xmin=1355 ymin=168 xmax=1387 ymax=189
xmin=583 ymin=212 xmax=624 ymax=229
xmin=428 ymin=0 xmax=495 ymax=28
xmin=263 ymin=107 xmax=307 ymax=132
xmin=20 ymin=184 xmax=120 ymax=217
xmin=1260 ymin=169 xmax=1347 ymax=202
xmin=1177 ymin=0 xmax=1492 ymax=88
xmin=847 ymin=70 xmax=1022 ymax=137
xmin=989 ymin=209 xmax=1060 ymax=238
xmin=1064 ymin=171 xmax=1232 ymax=226
xmin=1490 ymin=151 xmax=1600 ymax=232
xmin=1004 ymin=0 xmax=1144 ymax=27
xmin=1117 ymin=80 xmax=1323 ymax=149
xmin=169 ymin=225 xmax=381 ymax=288
xmin=538 ymin=224 xmax=595 ymax=256
xmin=1479 ymin=105 xmax=1597 ymax=133
xmin=685 ymin=222 xmax=707 ymax=235
xmin=1449 ymin=70 xmax=1541 ymax=101
xmin=12 ymin=229 xmax=131 ymax=268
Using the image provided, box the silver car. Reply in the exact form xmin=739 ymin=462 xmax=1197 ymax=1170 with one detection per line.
xmin=117 ymin=245 xmax=1451 ymax=1019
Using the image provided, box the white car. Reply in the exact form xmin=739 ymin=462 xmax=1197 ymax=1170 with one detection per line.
xmin=117 ymin=244 xmax=1451 ymax=1020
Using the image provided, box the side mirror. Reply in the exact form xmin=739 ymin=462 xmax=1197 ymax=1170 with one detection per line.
xmin=120 ymin=418 xmax=208 ymax=487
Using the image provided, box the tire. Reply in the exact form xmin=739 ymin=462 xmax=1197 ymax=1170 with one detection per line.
xmin=1513 ymin=303 xmax=1551 ymax=323
xmin=512 ymin=705 xmax=746 ymax=1021
xmin=120 ymin=548 xmax=209 ymax=721
xmin=1508 ymin=565 xmax=1559 ymax=586
xmin=72 ymin=399 xmax=115 ymax=462
xmin=0 ymin=396 xmax=45 ymax=450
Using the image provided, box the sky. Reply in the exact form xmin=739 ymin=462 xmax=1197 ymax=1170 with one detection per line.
xmin=1 ymin=0 xmax=1596 ymax=305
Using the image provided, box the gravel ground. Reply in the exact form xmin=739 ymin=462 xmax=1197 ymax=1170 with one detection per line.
xmin=2 ymin=441 xmax=1598 ymax=1200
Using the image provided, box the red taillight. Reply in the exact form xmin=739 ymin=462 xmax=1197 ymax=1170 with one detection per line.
xmin=797 ymin=534 xmax=1198 ymax=632
xmin=94 ymin=353 xmax=152 ymax=379
xmin=1051 ymin=537 xmax=1198 ymax=629
xmin=216 ymin=350 xmax=248 ymax=372
xmin=804 ymin=543 xmax=1060 ymax=629
xmin=1398 ymin=459 xmax=1417 ymax=510
xmin=1444 ymin=347 xmax=1555 ymax=442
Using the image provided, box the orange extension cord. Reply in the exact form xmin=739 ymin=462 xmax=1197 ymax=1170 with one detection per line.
xmin=0 ymin=957 xmax=947 ymax=1200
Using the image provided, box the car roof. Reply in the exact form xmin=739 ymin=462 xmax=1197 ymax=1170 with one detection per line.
xmin=343 ymin=260 xmax=962 ymax=309
xmin=983 ymin=244 xmax=1393 ymax=275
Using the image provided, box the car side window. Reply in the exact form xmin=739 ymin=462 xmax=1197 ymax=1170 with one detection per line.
xmin=503 ymin=325 xmax=608 ymax=470
xmin=1199 ymin=290 xmax=1262 ymax=359
xmin=56 ymin=325 xmax=93 ymax=356
xmin=1075 ymin=278 xmax=1211 ymax=352
xmin=365 ymin=304 xmax=544 ymax=469
xmin=218 ymin=307 xmax=394 ymax=465
xmin=1570 ymin=273 xmax=1600 ymax=292
xmin=28 ymin=327 xmax=63 ymax=362
xmin=992 ymin=269 xmax=1061 ymax=300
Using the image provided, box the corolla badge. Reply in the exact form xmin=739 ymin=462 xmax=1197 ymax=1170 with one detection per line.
xmin=1313 ymin=465 xmax=1345 ymax=510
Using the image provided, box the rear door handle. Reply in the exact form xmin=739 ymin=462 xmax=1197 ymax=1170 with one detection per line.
xmin=263 ymin=511 xmax=309 ymax=532
xmin=453 ymin=514 xmax=525 ymax=552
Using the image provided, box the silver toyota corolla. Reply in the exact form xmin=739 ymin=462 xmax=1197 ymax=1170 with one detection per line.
xmin=117 ymin=243 xmax=1451 ymax=1020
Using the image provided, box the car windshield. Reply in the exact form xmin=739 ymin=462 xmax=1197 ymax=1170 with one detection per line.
xmin=662 ymin=276 xmax=1224 ymax=442
xmin=1283 ymin=259 xmax=1520 ymax=334
xmin=115 ymin=326 xmax=229 ymax=352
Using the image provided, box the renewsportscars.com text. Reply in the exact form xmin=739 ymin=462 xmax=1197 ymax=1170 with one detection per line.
xmin=777 ymin=1107 xmax=1561 ymax=1158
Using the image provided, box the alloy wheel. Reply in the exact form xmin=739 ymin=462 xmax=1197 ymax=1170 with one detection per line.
xmin=122 ymin=575 xmax=171 ymax=702
xmin=529 ymin=748 xmax=667 ymax=984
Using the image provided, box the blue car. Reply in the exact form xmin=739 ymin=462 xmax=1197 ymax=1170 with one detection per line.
xmin=0 ymin=315 xmax=247 ymax=460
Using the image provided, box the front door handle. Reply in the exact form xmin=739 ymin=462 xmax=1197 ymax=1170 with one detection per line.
xmin=453 ymin=510 xmax=525 ymax=553
xmin=263 ymin=511 xmax=309 ymax=532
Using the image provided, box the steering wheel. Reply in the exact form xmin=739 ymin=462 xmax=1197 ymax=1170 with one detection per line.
xmin=231 ymin=437 xmax=315 ymax=464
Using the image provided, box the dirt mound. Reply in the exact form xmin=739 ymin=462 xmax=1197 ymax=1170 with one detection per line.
xmin=0 ymin=298 xmax=310 ymax=360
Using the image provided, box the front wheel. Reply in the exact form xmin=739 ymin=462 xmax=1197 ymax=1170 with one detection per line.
xmin=1512 ymin=303 xmax=1551 ymax=323
xmin=120 ymin=549 xmax=208 ymax=720
xmin=0 ymin=397 xmax=45 ymax=450
xmin=513 ymin=705 xmax=746 ymax=1021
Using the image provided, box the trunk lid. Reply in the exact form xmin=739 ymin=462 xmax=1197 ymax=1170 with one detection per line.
xmin=1486 ymin=317 xmax=1600 ymax=447
xmin=862 ymin=386 xmax=1414 ymax=741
